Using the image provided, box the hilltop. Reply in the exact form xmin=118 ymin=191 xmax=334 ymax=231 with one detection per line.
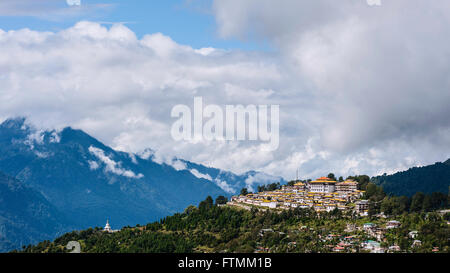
xmin=19 ymin=195 xmax=450 ymax=253
xmin=372 ymin=159 xmax=450 ymax=196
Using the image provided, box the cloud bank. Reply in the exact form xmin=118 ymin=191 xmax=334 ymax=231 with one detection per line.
xmin=89 ymin=146 xmax=144 ymax=179
xmin=1 ymin=0 xmax=450 ymax=180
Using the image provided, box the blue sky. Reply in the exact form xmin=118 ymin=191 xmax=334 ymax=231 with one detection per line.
xmin=0 ymin=0 xmax=270 ymax=51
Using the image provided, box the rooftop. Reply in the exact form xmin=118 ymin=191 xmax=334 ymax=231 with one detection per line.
xmin=310 ymin=177 xmax=337 ymax=184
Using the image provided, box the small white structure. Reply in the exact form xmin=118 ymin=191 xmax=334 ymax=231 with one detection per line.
xmin=363 ymin=240 xmax=384 ymax=253
xmin=103 ymin=219 xmax=118 ymax=233
xmin=412 ymin=240 xmax=422 ymax=247
xmin=388 ymin=245 xmax=401 ymax=252
xmin=259 ymin=228 xmax=274 ymax=236
xmin=386 ymin=220 xmax=401 ymax=229
xmin=363 ymin=223 xmax=376 ymax=230
xmin=408 ymin=231 xmax=418 ymax=239
xmin=260 ymin=201 xmax=278 ymax=209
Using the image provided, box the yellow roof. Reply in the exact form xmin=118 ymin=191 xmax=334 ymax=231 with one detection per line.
xmin=340 ymin=179 xmax=357 ymax=183
xmin=310 ymin=177 xmax=337 ymax=184
xmin=310 ymin=180 xmax=337 ymax=184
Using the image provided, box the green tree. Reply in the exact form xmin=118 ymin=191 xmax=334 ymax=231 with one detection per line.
xmin=240 ymin=188 xmax=249 ymax=196
xmin=184 ymin=205 xmax=197 ymax=215
xmin=422 ymin=195 xmax=433 ymax=212
xmin=287 ymin=181 xmax=296 ymax=187
xmin=381 ymin=197 xmax=394 ymax=215
xmin=430 ymin=192 xmax=447 ymax=210
xmin=354 ymin=175 xmax=371 ymax=190
xmin=257 ymin=185 xmax=266 ymax=192
xmin=267 ymin=182 xmax=280 ymax=191
xmin=199 ymin=196 xmax=214 ymax=210
xmin=215 ymin=195 xmax=228 ymax=205
xmin=448 ymin=185 xmax=450 ymax=203
xmin=394 ymin=196 xmax=410 ymax=215
xmin=327 ymin=173 xmax=336 ymax=181
xmin=443 ymin=212 xmax=450 ymax=221
xmin=410 ymin=192 xmax=425 ymax=212
xmin=364 ymin=183 xmax=385 ymax=201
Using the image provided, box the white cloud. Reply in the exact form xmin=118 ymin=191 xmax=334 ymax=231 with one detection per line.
xmin=194 ymin=47 xmax=216 ymax=56
xmin=23 ymin=130 xmax=45 ymax=150
xmin=49 ymin=130 xmax=61 ymax=143
xmin=27 ymin=130 xmax=45 ymax=144
xmin=35 ymin=151 xmax=51 ymax=158
xmin=189 ymin=168 xmax=236 ymax=193
xmin=189 ymin=169 xmax=213 ymax=181
xmin=88 ymin=160 xmax=99 ymax=170
xmin=128 ymin=153 xmax=138 ymax=164
xmin=171 ymin=160 xmax=187 ymax=171
xmin=214 ymin=178 xmax=234 ymax=194
xmin=137 ymin=148 xmax=154 ymax=160
xmin=244 ymin=172 xmax=281 ymax=192
xmin=209 ymin=0 xmax=450 ymax=176
xmin=0 ymin=13 xmax=450 ymax=182
xmin=88 ymin=146 xmax=144 ymax=179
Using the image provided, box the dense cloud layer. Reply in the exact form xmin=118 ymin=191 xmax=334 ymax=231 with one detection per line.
xmin=212 ymin=0 xmax=450 ymax=175
xmin=1 ymin=0 xmax=450 ymax=180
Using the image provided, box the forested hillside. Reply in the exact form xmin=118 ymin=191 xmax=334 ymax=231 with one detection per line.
xmin=0 ymin=172 xmax=73 ymax=252
xmin=372 ymin=159 xmax=450 ymax=196
xmin=19 ymin=195 xmax=450 ymax=254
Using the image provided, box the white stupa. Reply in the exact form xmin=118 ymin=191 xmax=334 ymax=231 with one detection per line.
xmin=103 ymin=219 xmax=112 ymax=233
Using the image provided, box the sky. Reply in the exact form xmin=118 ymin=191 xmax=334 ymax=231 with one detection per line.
xmin=0 ymin=0 xmax=269 ymax=50
xmin=1 ymin=0 xmax=450 ymax=180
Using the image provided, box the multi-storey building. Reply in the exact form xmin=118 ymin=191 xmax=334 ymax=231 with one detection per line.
xmin=293 ymin=181 xmax=306 ymax=192
xmin=336 ymin=179 xmax=358 ymax=193
xmin=229 ymin=176 xmax=366 ymax=213
xmin=355 ymin=200 xmax=369 ymax=216
xmin=308 ymin=177 xmax=337 ymax=193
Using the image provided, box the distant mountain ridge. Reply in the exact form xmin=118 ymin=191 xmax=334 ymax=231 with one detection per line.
xmin=0 ymin=117 xmax=284 ymax=251
xmin=372 ymin=159 xmax=450 ymax=196
xmin=0 ymin=171 xmax=74 ymax=252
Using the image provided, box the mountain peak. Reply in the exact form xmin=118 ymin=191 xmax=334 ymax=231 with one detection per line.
xmin=0 ymin=117 xmax=32 ymax=143
xmin=0 ymin=117 xmax=27 ymax=130
xmin=59 ymin=127 xmax=106 ymax=149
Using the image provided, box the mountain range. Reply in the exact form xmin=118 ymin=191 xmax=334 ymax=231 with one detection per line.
xmin=0 ymin=171 xmax=75 ymax=252
xmin=1 ymin=117 xmax=448 ymax=252
xmin=0 ymin=117 xmax=284 ymax=251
